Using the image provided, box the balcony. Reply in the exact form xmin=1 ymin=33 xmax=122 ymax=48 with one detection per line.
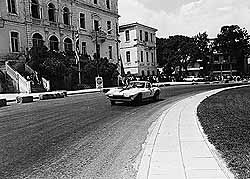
xmin=31 ymin=18 xmax=42 ymax=25
xmin=91 ymin=30 xmax=107 ymax=43
xmin=59 ymin=23 xmax=72 ymax=31
xmin=49 ymin=21 xmax=58 ymax=28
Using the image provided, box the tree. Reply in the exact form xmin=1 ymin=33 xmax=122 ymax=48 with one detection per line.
xmin=213 ymin=25 xmax=250 ymax=75
xmin=157 ymin=35 xmax=199 ymax=79
xmin=81 ymin=56 xmax=119 ymax=87
xmin=193 ymin=32 xmax=212 ymax=76
xmin=28 ymin=45 xmax=76 ymax=89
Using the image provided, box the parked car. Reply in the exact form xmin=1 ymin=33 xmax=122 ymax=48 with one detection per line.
xmin=105 ymin=81 xmax=160 ymax=105
xmin=183 ymin=76 xmax=204 ymax=82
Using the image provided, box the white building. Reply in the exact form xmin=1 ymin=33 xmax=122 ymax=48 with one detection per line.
xmin=0 ymin=0 xmax=120 ymax=63
xmin=119 ymin=23 xmax=157 ymax=76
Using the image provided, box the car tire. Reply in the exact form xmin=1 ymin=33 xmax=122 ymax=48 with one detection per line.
xmin=111 ymin=101 xmax=116 ymax=105
xmin=153 ymin=91 xmax=160 ymax=101
xmin=134 ymin=93 xmax=142 ymax=105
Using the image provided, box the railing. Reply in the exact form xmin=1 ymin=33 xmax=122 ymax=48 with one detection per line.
xmin=25 ymin=64 xmax=50 ymax=91
xmin=42 ymin=77 xmax=50 ymax=91
xmin=25 ymin=64 xmax=39 ymax=83
xmin=6 ymin=61 xmax=31 ymax=93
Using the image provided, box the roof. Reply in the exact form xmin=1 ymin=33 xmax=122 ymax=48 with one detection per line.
xmin=119 ymin=22 xmax=158 ymax=32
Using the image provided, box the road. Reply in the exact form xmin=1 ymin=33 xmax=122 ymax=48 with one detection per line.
xmin=0 ymin=83 xmax=243 ymax=179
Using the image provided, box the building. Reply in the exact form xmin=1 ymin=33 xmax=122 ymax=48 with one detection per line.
xmin=119 ymin=23 xmax=157 ymax=77
xmin=0 ymin=0 xmax=119 ymax=63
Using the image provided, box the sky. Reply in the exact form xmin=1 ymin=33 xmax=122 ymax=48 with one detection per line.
xmin=118 ymin=0 xmax=250 ymax=38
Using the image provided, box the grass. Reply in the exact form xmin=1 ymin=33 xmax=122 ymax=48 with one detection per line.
xmin=197 ymin=86 xmax=250 ymax=179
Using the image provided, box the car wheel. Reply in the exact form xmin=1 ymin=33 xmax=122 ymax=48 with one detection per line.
xmin=111 ymin=101 xmax=116 ymax=105
xmin=153 ymin=91 xmax=160 ymax=101
xmin=134 ymin=93 xmax=142 ymax=105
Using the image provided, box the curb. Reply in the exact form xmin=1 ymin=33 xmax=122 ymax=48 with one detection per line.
xmin=136 ymin=85 xmax=249 ymax=179
xmin=16 ymin=96 xmax=34 ymax=104
xmin=39 ymin=92 xmax=65 ymax=100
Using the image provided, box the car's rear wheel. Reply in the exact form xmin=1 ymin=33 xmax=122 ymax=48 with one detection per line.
xmin=153 ymin=91 xmax=160 ymax=101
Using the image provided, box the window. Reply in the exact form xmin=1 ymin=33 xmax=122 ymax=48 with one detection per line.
xmin=145 ymin=31 xmax=148 ymax=42
xmin=141 ymin=70 xmax=145 ymax=76
xmin=106 ymin=0 xmax=110 ymax=9
xmin=150 ymin=33 xmax=153 ymax=42
xmin=64 ymin=38 xmax=72 ymax=52
xmin=141 ymin=51 xmax=143 ymax=62
xmin=146 ymin=52 xmax=149 ymax=62
xmin=7 ymin=0 xmax=16 ymax=14
xmin=125 ymin=30 xmax=130 ymax=41
xmin=94 ymin=20 xmax=99 ymax=31
xmin=151 ymin=52 xmax=154 ymax=63
xmin=10 ymin=31 xmax=19 ymax=52
xmin=94 ymin=0 xmax=97 ymax=4
xmin=80 ymin=13 xmax=85 ymax=29
xmin=107 ymin=21 xmax=111 ymax=34
xmin=32 ymin=33 xmax=43 ymax=47
xmin=108 ymin=46 xmax=112 ymax=59
xmin=140 ymin=30 xmax=143 ymax=41
xmin=63 ymin=7 xmax=70 ymax=25
xmin=147 ymin=70 xmax=150 ymax=76
xmin=49 ymin=35 xmax=59 ymax=51
xmin=82 ymin=42 xmax=86 ymax=54
xmin=31 ymin=0 xmax=39 ymax=18
xmin=126 ymin=51 xmax=130 ymax=62
xmin=48 ymin=3 xmax=56 ymax=22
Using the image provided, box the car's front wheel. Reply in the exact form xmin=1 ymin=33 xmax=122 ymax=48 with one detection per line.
xmin=110 ymin=100 xmax=116 ymax=105
xmin=133 ymin=93 xmax=142 ymax=105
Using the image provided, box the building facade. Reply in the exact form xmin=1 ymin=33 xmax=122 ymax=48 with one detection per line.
xmin=119 ymin=23 xmax=157 ymax=77
xmin=0 ymin=0 xmax=119 ymax=63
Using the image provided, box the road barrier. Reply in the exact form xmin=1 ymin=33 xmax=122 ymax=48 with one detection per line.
xmin=39 ymin=92 xmax=65 ymax=100
xmin=0 ymin=99 xmax=7 ymax=107
xmin=16 ymin=96 xmax=33 ymax=104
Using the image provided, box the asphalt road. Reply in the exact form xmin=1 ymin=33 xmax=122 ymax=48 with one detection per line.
xmin=0 ymin=83 xmax=243 ymax=179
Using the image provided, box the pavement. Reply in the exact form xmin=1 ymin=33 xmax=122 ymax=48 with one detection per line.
xmin=135 ymin=86 xmax=248 ymax=179
xmin=0 ymin=88 xmax=101 ymax=102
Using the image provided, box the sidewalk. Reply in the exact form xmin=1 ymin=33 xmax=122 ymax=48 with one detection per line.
xmin=136 ymin=87 xmax=242 ymax=179
xmin=0 ymin=88 xmax=101 ymax=102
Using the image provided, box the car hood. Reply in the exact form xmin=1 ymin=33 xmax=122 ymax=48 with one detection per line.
xmin=106 ymin=88 xmax=141 ymax=96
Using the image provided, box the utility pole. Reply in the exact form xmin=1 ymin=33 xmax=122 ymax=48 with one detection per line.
xmin=95 ymin=29 xmax=99 ymax=77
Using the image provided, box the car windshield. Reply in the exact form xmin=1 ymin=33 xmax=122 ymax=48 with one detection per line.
xmin=126 ymin=82 xmax=145 ymax=88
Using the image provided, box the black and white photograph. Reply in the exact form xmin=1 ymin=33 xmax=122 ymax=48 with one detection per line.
xmin=0 ymin=0 xmax=250 ymax=178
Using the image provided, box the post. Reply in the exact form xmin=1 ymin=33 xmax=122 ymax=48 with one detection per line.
xmin=78 ymin=60 xmax=81 ymax=84
xmin=220 ymin=63 xmax=223 ymax=80
xmin=96 ymin=30 xmax=99 ymax=77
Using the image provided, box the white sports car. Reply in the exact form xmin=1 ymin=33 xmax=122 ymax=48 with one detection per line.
xmin=105 ymin=81 xmax=161 ymax=105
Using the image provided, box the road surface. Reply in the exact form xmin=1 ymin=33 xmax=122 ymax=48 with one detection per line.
xmin=0 ymin=83 xmax=242 ymax=179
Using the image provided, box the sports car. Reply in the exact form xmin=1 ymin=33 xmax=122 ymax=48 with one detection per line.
xmin=105 ymin=81 xmax=160 ymax=105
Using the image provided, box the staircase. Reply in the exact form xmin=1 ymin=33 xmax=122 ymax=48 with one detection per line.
xmin=3 ymin=61 xmax=50 ymax=93
xmin=31 ymin=83 xmax=46 ymax=93
xmin=24 ymin=64 xmax=50 ymax=93
xmin=0 ymin=61 xmax=15 ymax=93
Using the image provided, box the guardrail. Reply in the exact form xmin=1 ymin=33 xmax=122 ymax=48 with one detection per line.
xmin=6 ymin=61 xmax=31 ymax=93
